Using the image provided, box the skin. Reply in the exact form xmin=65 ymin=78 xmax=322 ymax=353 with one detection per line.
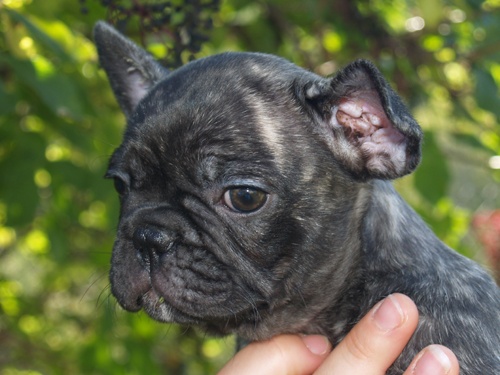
xmin=218 ymin=294 xmax=459 ymax=375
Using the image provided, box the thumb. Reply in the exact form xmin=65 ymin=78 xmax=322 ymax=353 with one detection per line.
xmin=315 ymin=293 xmax=419 ymax=374
xmin=218 ymin=334 xmax=331 ymax=375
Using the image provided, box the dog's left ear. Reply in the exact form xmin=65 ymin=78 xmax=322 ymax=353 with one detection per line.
xmin=303 ymin=60 xmax=422 ymax=180
xmin=93 ymin=21 xmax=169 ymax=118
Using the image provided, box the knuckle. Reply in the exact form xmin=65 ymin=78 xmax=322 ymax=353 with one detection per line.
xmin=343 ymin=331 xmax=375 ymax=362
xmin=267 ymin=336 xmax=289 ymax=363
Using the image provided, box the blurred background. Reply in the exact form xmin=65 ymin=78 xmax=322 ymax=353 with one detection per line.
xmin=0 ymin=0 xmax=499 ymax=374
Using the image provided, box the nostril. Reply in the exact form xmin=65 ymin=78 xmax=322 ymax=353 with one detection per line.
xmin=133 ymin=226 xmax=177 ymax=258
xmin=133 ymin=227 xmax=152 ymax=250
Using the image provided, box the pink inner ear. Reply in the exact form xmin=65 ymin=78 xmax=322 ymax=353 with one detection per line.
xmin=126 ymin=68 xmax=152 ymax=110
xmin=335 ymin=93 xmax=387 ymax=137
xmin=331 ymin=91 xmax=407 ymax=175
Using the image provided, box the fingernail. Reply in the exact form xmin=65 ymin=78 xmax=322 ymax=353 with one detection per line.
xmin=372 ymin=294 xmax=405 ymax=332
xmin=412 ymin=345 xmax=452 ymax=375
xmin=301 ymin=335 xmax=331 ymax=355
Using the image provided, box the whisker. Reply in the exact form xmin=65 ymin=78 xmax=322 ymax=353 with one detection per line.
xmin=81 ymin=271 xmax=108 ymax=301
xmin=96 ymin=283 xmax=113 ymax=310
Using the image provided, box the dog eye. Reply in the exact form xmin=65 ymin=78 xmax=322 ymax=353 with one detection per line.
xmin=223 ymin=187 xmax=267 ymax=213
xmin=113 ymin=176 xmax=128 ymax=196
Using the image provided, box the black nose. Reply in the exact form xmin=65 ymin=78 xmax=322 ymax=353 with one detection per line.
xmin=133 ymin=226 xmax=176 ymax=264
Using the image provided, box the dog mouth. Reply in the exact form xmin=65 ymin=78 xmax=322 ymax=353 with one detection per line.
xmin=138 ymin=288 xmax=201 ymax=325
xmin=135 ymin=285 xmax=272 ymax=334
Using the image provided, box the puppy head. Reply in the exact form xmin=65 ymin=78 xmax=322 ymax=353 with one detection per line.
xmin=94 ymin=22 xmax=422 ymax=339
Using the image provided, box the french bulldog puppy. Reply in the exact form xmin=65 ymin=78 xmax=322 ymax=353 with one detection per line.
xmin=94 ymin=21 xmax=500 ymax=374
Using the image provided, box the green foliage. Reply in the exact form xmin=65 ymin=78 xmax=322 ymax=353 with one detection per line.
xmin=78 ymin=0 xmax=221 ymax=68
xmin=414 ymin=131 xmax=450 ymax=205
xmin=0 ymin=0 xmax=499 ymax=374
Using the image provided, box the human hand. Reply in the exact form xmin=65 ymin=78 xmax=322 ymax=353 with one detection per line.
xmin=217 ymin=293 xmax=459 ymax=375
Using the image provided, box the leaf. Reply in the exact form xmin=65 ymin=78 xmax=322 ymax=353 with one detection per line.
xmin=0 ymin=81 xmax=19 ymax=115
xmin=5 ymin=8 xmax=72 ymax=63
xmin=414 ymin=131 xmax=450 ymax=204
xmin=0 ymin=131 xmax=44 ymax=226
xmin=473 ymin=68 xmax=500 ymax=117
xmin=450 ymin=133 xmax=496 ymax=155
xmin=0 ymin=54 xmax=85 ymax=120
xmin=416 ymin=0 xmax=442 ymax=28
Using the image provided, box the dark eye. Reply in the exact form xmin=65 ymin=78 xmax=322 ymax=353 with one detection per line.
xmin=223 ymin=187 xmax=268 ymax=213
xmin=113 ymin=176 xmax=128 ymax=196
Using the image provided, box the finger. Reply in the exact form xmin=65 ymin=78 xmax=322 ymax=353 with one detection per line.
xmin=404 ymin=345 xmax=460 ymax=375
xmin=218 ymin=334 xmax=331 ymax=375
xmin=315 ymin=293 xmax=419 ymax=375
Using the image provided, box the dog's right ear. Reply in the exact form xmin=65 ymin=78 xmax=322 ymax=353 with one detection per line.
xmin=93 ymin=21 xmax=169 ymax=118
xmin=301 ymin=60 xmax=422 ymax=181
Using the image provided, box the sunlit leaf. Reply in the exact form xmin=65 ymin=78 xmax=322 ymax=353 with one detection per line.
xmin=5 ymin=8 xmax=72 ymax=63
xmin=422 ymin=34 xmax=444 ymax=52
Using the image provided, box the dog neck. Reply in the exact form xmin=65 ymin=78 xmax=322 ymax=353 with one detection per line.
xmin=311 ymin=180 xmax=449 ymax=344
xmin=362 ymin=180 xmax=446 ymax=274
